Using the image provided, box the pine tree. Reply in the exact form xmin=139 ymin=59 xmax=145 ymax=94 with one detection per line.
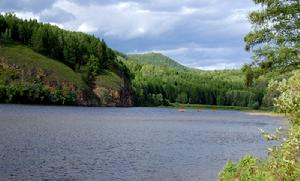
xmin=31 ymin=26 xmax=45 ymax=53
xmin=245 ymin=0 xmax=300 ymax=72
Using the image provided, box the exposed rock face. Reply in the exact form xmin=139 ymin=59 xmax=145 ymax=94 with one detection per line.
xmin=119 ymin=75 xmax=133 ymax=106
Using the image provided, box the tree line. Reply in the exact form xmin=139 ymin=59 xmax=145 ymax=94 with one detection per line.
xmin=123 ymin=59 xmax=262 ymax=108
xmin=0 ymin=13 xmax=130 ymax=83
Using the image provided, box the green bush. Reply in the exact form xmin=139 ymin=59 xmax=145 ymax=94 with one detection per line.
xmin=219 ymin=71 xmax=300 ymax=181
xmin=0 ymin=83 xmax=78 ymax=105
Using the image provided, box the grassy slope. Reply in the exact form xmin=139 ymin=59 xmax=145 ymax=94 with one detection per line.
xmin=128 ymin=52 xmax=187 ymax=69
xmin=0 ymin=41 xmax=129 ymax=105
xmin=95 ymin=71 xmax=123 ymax=90
xmin=0 ymin=42 xmax=86 ymax=89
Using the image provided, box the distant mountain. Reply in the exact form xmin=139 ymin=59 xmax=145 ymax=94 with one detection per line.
xmin=128 ymin=53 xmax=187 ymax=69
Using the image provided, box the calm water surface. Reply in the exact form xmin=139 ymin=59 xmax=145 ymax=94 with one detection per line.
xmin=0 ymin=104 xmax=285 ymax=180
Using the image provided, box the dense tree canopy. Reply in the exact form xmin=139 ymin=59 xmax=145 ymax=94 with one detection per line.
xmin=0 ymin=13 xmax=130 ymax=82
xmin=123 ymin=58 xmax=262 ymax=108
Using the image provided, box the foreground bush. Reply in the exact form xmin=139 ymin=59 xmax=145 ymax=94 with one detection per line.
xmin=219 ymin=71 xmax=300 ymax=181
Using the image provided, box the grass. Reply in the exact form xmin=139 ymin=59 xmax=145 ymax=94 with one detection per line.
xmin=0 ymin=41 xmax=86 ymax=89
xmin=95 ymin=71 xmax=123 ymax=90
xmin=0 ymin=41 xmax=131 ymax=106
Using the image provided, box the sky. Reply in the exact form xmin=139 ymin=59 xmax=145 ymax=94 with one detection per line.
xmin=0 ymin=0 xmax=257 ymax=70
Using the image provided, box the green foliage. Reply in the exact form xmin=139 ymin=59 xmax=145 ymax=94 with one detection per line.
xmin=0 ymin=13 xmax=133 ymax=106
xmin=0 ymin=83 xmax=76 ymax=105
xmin=0 ymin=13 xmax=127 ymax=82
xmin=271 ymin=71 xmax=300 ymax=124
xmin=219 ymin=124 xmax=300 ymax=181
xmin=219 ymin=161 xmax=238 ymax=181
xmin=128 ymin=53 xmax=187 ymax=70
xmin=220 ymin=2 xmax=300 ymax=179
xmin=0 ymin=42 xmax=88 ymax=105
xmin=0 ymin=42 xmax=86 ymax=88
xmin=244 ymin=0 xmax=300 ymax=73
xmin=225 ymin=90 xmax=257 ymax=107
xmin=242 ymin=64 xmax=255 ymax=87
xmin=219 ymin=71 xmax=300 ymax=181
xmin=123 ymin=57 xmax=261 ymax=107
xmin=87 ymin=55 xmax=101 ymax=78
xmin=95 ymin=71 xmax=123 ymax=90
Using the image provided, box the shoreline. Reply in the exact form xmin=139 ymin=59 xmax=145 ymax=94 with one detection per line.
xmin=0 ymin=103 xmax=285 ymax=117
xmin=160 ymin=103 xmax=286 ymax=117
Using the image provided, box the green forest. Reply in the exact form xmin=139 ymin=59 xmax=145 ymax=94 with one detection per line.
xmin=0 ymin=13 xmax=270 ymax=109
xmin=0 ymin=11 xmax=297 ymax=111
xmin=0 ymin=13 xmax=132 ymax=106
xmin=122 ymin=54 xmax=263 ymax=108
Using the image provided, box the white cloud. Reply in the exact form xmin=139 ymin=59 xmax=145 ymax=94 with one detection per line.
xmin=51 ymin=0 xmax=183 ymax=38
xmin=46 ymin=0 xmax=230 ymax=39
xmin=78 ymin=23 xmax=98 ymax=33
xmin=14 ymin=11 xmax=39 ymax=20
xmin=128 ymin=43 xmax=251 ymax=70
xmin=196 ymin=62 xmax=243 ymax=70
xmin=7 ymin=1 xmax=253 ymax=40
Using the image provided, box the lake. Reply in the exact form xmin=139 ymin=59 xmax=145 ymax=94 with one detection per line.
xmin=0 ymin=104 xmax=285 ymax=180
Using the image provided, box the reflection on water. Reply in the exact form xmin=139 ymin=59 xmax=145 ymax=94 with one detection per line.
xmin=0 ymin=104 xmax=284 ymax=180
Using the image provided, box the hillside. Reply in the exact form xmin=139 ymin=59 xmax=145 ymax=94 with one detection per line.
xmin=0 ymin=13 xmax=268 ymax=108
xmin=128 ymin=53 xmax=187 ymax=69
xmin=0 ymin=13 xmax=132 ymax=106
xmin=0 ymin=41 xmax=131 ymax=106
xmin=121 ymin=55 xmax=262 ymax=108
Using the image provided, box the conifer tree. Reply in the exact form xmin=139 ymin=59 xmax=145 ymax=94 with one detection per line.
xmin=245 ymin=0 xmax=300 ymax=72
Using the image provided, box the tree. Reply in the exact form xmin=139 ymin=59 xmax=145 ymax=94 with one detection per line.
xmin=245 ymin=0 xmax=300 ymax=72
xmin=31 ymin=26 xmax=46 ymax=53
xmin=242 ymin=64 xmax=254 ymax=87
xmin=0 ymin=15 xmax=7 ymax=35
xmin=87 ymin=55 xmax=100 ymax=78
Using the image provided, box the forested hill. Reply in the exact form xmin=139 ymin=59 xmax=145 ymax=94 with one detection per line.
xmin=121 ymin=55 xmax=264 ymax=108
xmin=0 ymin=13 xmax=132 ymax=106
xmin=0 ymin=13 xmax=274 ymax=108
xmin=128 ymin=53 xmax=187 ymax=69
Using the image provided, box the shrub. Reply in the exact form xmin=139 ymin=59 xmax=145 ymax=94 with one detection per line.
xmin=219 ymin=71 xmax=300 ymax=180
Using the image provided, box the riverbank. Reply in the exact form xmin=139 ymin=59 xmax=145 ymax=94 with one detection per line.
xmin=160 ymin=103 xmax=283 ymax=115
xmin=219 ymin=119 xmax=300 ymax=180
xmin=219 ymin=70 xmax=300 ymax=180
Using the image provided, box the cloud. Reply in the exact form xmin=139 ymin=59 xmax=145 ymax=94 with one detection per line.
xmin=39 ymin=6 xmax=75 ymax=23
xmin=78 ymin=23 xmax=98 ymax=33
xmin=14 ymin=11 xmax=40 ymax=20
xmin=196 ymin=63 xmax=244 ymax=70
xmin=0 ymin=0 xmax=55 ymax=13
xmin=51 ymin=0 xmax=212 ymax=39
xmin=129 ymin=43 xmax=252 ymax=69
xmin=0 ymin=0 xmax=256 ymax=69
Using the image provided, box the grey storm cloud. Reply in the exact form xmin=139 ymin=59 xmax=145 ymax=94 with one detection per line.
xmin=0 ymin=0 xmax=256 ymax=70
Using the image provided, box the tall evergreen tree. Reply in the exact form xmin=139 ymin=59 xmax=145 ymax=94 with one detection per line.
xmin=244 ymin=0 xmax=300 ymax=72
